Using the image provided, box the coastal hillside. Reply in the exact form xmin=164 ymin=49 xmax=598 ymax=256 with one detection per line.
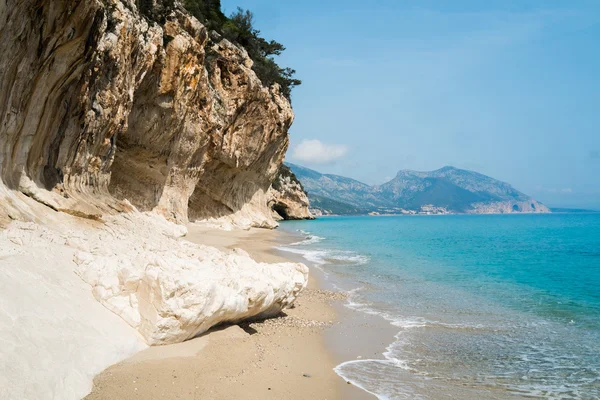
xmin=288 ymin=163 xmax=550 ymax=215
xmin=286 ymin=163 xmax=392 ymax=213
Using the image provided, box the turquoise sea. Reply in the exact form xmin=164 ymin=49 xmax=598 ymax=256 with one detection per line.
xmin=278 ymin=214 xmax=600 ymax=399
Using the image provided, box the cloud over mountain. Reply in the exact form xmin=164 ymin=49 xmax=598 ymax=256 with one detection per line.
xmin=291 ymin=139 xmax=348 ymax=165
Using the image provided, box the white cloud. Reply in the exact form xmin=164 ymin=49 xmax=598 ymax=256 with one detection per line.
xmin=291 ymin=139 xmax=348 ymax=165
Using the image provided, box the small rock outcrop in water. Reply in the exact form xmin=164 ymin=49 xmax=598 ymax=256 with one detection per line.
xmin=0 ymin=0 xmax=293 ymax=228
xmin=268 ymin=164 xmax=314 ymax=220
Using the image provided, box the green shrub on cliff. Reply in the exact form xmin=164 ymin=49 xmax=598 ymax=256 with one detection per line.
xmin=183 ymin=1 xmax=301 ymax=99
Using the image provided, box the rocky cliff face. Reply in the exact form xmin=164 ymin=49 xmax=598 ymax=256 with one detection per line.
xmin=0 ymin=0 xmax=293 ymax=228
xmin=268 ymin=164 xmax=314 ymax=220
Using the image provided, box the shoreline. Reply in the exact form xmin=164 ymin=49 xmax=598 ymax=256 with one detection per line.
xmin=271 ymin=231 xmax=398 ymax=400
xmin=85 ymin=224 xmax=394 ymax=400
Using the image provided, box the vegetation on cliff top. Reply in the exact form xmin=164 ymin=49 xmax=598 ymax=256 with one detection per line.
xmin=183 ymin=0 xmax=301 ymax=99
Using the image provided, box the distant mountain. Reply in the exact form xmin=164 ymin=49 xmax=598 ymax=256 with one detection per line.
xmin=309 ymin=194 xmax=367 ymax=215
xmin=288 ymin=163 xmax=550 ymax=215
xmin=286 ymin=163 xmax=390 ymax=212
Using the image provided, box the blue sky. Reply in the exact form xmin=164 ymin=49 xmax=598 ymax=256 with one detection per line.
xmin=221 ymin=0 xmax=600 ymax=209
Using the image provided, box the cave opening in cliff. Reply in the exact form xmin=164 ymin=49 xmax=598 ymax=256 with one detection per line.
xmin=187 ymin=162 xmax=242 ymax=223
xmin=272 ymin=203 xmax=290 ymax=220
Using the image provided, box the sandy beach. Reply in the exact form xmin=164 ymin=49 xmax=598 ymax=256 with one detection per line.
xmin=85 ymin=225 xmax=395 ymax=400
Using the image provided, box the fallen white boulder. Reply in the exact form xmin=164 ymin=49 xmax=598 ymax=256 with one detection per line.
xmin=72 ymin=214 xmax=308 ymax=345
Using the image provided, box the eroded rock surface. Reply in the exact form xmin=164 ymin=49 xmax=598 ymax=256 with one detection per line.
xmin=0 ymin=0 xmax=292 ymax=227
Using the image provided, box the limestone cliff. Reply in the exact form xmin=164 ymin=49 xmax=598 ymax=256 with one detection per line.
xmin=0 ymin=0 xmax=293 ymax=228
xmin=0 ymin=3 xmax=309 ymax=399
xmin=268 ymin=164 xmax=314 ymax=220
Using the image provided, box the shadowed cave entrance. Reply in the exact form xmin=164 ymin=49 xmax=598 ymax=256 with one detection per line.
xmin=271 ymin=203 xmax=290 ymax=220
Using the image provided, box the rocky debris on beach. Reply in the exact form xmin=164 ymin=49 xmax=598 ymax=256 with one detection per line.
xmin=302 ymin=288 xmax=349 ymax=302
xmin=238 ymin=287 xmax=346 ymax=336
xmin=247 ymin=314 xmax=332 ymax=330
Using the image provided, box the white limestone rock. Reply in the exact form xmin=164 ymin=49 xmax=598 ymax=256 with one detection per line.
xmin=73 ymin=214 xmax=308 ymax=344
